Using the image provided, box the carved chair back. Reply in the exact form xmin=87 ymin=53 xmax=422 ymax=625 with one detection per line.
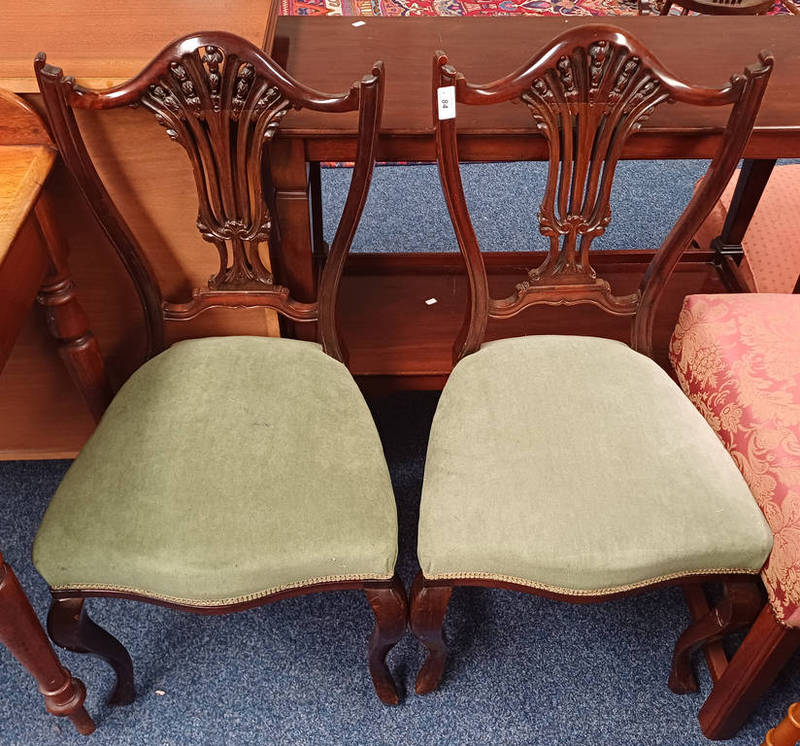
xmin=433 ymin=25 xmax=772 ymax=361
xmin=35 ymin=32 xmax=384 ymax=363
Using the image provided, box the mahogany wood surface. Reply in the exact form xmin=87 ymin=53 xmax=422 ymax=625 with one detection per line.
xmin=0 ymin=0 xmax=279 ymax=93
xmin=34 ymin=190 xmax=112 ymax=421
xmin=682 ymin=583 xmax=731 ymax=685
xmin=48 ymin=598 xmax=135 ymax=707
xmin=714 ymin=157 xmax=777 ymax=258
xmin=364 ymin=576 xmax=409 ymax=706
xmin=274 ymin=17 xmax=800 ymax=160
xmin=342 ymin=253 xmax=729 ymax=387
xmin=409 ymin=572 xmax=452 ymax=695
xmin=0 ymin=555 xmax=94 ymax=735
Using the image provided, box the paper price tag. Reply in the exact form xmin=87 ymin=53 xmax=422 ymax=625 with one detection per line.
xmin=437 ymin=86 xmax=456 ymax=121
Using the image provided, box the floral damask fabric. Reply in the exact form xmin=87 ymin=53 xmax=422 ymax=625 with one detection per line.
xmin=670 ymin=294 xmax=800 ymax=627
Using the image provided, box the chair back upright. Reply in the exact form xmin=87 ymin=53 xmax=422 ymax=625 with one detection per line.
xmin=433 ymin=25 xmax=772 ymax=361
xmin=36 ymin=32 xmax=384 ymax=363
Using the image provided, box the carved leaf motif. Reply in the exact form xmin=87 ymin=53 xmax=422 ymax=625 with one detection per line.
xmin=141 ymin=45 xmax=291 ymax=290
xmin=515 ymin=39 xmax=671 ymax=313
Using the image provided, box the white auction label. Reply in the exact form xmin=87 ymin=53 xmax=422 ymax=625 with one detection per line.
xmin=437 ymin=86 xmax=456 ymax=120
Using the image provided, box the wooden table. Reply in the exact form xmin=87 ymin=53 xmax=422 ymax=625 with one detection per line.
xmin=0 ymin=15 xmax=799 ymax=456
xmin=0 ymin=89 xmax=95 ymax=735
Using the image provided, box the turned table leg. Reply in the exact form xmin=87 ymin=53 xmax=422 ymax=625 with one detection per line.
xmin=34 ymin=188 xmax=112 ymax=421
xmin=0 ymin=552 xmax=95 ymax=735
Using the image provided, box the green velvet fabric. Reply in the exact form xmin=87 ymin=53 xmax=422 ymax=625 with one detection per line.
xmin=418 ymin=335 xmax=772 ymax=595
xmin=34 ymin=337 xmax=398 ymax=605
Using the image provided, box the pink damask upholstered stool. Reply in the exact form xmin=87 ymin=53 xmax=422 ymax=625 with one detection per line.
xmin=694 ymin=164 xmax=800 ymax=294
xmin=670 ymin=293 xmax=800 ymax=739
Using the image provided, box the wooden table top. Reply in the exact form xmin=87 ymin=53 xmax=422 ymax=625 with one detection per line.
xmin=3 ymin=15 xmax=798 ymax=156
xmin=0 ymin=145 xmax=53 ymax=265
xmin=0 ymin=0 xmax=277 ymax=92
xmin=0 ymin=90 xmax=54 ymax=265
xmin=275 ymin=17 xmax=800 ymax=147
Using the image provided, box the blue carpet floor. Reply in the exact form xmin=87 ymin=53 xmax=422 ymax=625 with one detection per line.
xmin=322 ymin=160 xmax=712 ymax=253
xmin=2 ymin=160 xmax=800 ymax=744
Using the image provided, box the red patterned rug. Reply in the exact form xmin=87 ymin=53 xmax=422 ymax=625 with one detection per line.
xmin=282 ymin=0 xmax=793 ymax=16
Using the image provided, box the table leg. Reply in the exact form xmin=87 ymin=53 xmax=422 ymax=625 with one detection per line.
xmin=33 ymin=188 xmax=112 ymax=421
xmin=270 ymin=138 xmax=317 ymax=341
xmin=712 ymin=158 xmax=776 ymax=263
xmin=0 ymin=553 xmax=95 ymax=735
xmin=309 ymin=161 xmax=328 ymax=266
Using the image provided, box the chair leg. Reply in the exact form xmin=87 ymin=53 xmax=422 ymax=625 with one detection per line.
xmin=669 ymin=579 xmax=763 ymax=694
xmin=409 ymin=571 xmax=453 ymax=695
xmin=47 ymin=597 xmax=135 ymax=706
xmin=700 ymin=603 xmax=800 ymax=740
xmin=364 ymin=575 xmax=407 ymax=705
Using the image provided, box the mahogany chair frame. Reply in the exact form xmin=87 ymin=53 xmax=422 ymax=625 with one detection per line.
xmin=34 ymin=32 xmax=407 ymax=706
xmin=411 ymin=24 xmax=774 ymax=701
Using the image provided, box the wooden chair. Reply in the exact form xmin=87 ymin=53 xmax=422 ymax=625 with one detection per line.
xmin=411 ymin=25 xmax=775 ymax=705
xmin=33 ymin=32 xmax=406 ymax=706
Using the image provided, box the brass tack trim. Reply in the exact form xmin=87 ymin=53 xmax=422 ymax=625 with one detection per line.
xmin=50 ymin=572 xmax=395 ymax=607
xmin=424 ymin=567 xmax=761 ymax=596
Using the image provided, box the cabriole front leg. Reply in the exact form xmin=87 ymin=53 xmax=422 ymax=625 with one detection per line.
xmin=47 ymin=597 xmax=135 ymax=706
xmin=364 ymin=575 xmax=408 ymax=705
xmin=409 ymin=571 xmax=453 ymax=695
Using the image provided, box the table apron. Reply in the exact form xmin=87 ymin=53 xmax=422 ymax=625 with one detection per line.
xmin=297 ymin=130 xmax=800 ymax=163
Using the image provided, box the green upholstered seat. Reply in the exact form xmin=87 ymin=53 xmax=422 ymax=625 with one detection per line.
xmin=34 ymin=336 xmax=398 ymax=607
xmin=417 ymin=335 xmax=772 ymax=596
